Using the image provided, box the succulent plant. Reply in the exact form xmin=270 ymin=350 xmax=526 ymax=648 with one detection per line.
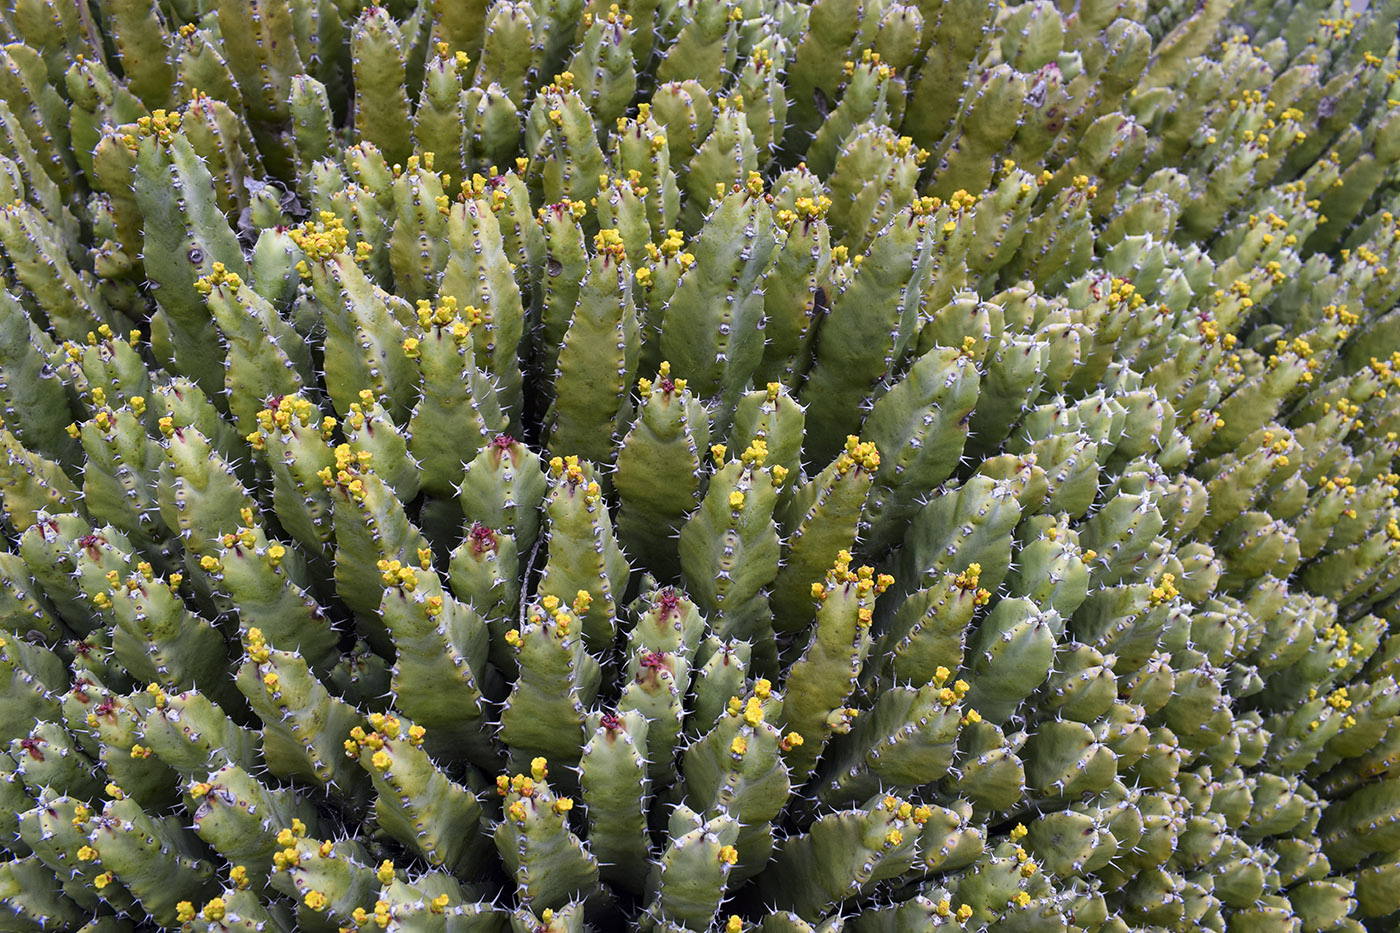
xmin=3 ymin=0 xmax=1400 ymax=931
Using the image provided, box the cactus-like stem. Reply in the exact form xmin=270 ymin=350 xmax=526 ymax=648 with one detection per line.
xmin=494 ymin=758 xmax=601 ymax=913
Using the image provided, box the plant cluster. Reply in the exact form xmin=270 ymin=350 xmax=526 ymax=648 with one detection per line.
xmin=3 ymin=0 xmax=1400 ymax=931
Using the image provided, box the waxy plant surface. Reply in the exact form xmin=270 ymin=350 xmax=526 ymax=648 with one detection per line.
xmin=3 ymin=0 xmax=1400 ymax=931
